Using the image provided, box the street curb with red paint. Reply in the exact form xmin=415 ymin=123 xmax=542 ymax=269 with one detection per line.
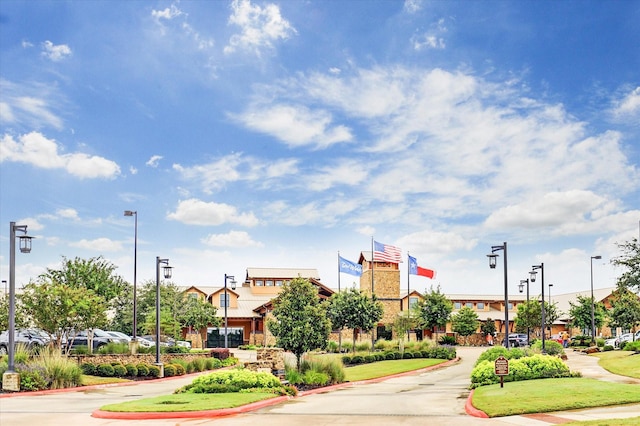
xmin=465 ymin=389 xmax=489 ymax=418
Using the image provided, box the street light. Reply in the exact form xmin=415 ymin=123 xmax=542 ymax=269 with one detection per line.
xmin=519 ymin=278 xmax=530 ymax=344
xmin=124 ymin=210 xmax=138 ymax=348
xmin=224 ymin=274 xmax=237 ymax=349
xmin=530 ymin=263 xmax=546 ymax=354
xmin=487 ymin=242 xmax=509 ymax=349
xmin=548 ymin=283 xmax=553 ymax=306
xmin=3 ymin=222 xmax=33 ymax=392
xmin=590 ymin=255 xmax=602 ymax=345
xmin=155 ymin=257 xmax=172 ymax=371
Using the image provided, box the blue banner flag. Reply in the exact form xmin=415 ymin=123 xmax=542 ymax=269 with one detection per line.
xmin=339 ymin=256 xmax=363 ymax=276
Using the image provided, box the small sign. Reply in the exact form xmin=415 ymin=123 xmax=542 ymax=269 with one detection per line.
xmin=494 ymin=356 xmax=509 ymax=376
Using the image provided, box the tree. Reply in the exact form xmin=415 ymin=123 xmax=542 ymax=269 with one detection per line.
xmin=608 ymin=286 xmax=640 ymax=337
xmin=180 ymin=297 xmax=221 ymax=348
xmin=388 ymin=311 xmax=416 ymax=354
xmin=267 ymin=277 xmax=332 ymax=370
xmin=451 ymin=306 xmax=479 ymax=345
xmin=40 ymin=256 xmax=127 ymax=309
xmin=612 ymin=238 xmax=640 ymax=292
xmin=326 ymin=287 xmax=384 ymax=354
xmin=568 ymin=294 xmax=607 ymax=335
xmin=0 ymin=293 xmax=28 ymax=331
xmin=515 ymin=299 xmax=560 ymax=338
xmin=19 ymin=280 xmax=107 ymax=354
xmin=137 ymin=280 xmax=185 ymax=340
xmin=480 ymin=318 xmax=496 ymax=337
xmin=412 ymin=286 xmax=453 ymax=342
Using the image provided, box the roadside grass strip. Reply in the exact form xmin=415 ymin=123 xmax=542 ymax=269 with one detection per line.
xmin=99 ymin=392 xmax=280 ymax=412
xmin=344 ymin=358 xmax=448 ymax=382
xmin=472 ymin=378 xmax=640 ymax=417
xmin=593 ymin=351 xmax=640 ymax=379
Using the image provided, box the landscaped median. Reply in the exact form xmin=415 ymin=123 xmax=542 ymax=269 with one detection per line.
xmin=466 ymin=346 xmax=640 ymax=418
xmin=92 ymin=355 xmax=459 ymax=419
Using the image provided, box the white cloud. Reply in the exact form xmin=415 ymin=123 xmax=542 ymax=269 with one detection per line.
xmin=224 ymin=0 xmax=297 ymax=55
xmin=151 ymin=4 xmax=183 ymax=21
xmin=611 ymin=86 xmax=640 ymax=120
xmin=201 ymin=230 xmax=264 ymax=248
xmin=167 ymin=198 xmax=259 ymax=226
xmin=0 ymin=132 xmax=121 ymax=179
xmin=0 ymin=79 xmax=65 ymax=130
xmin=56 ymin=208 xmax=80 ymax=220
xmin=41 ymin=40 xmax=72 ymax=61
xmin=233 ymin=104 xmax=353 ymax=149
xmin=129 ymin=166 xmax=138 ymax=175
xmin=70 ymin=238 xmax=123 ymax=252
xmin=146 ymin=155 xmax=163 ymax=167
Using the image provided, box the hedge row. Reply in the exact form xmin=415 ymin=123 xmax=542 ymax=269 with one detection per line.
xmin=341 ymin=346 xmax=456 ymax=365
xmin=80 ymin=356 xmax=234 ymax=378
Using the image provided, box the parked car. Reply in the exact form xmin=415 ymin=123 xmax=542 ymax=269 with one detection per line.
xmin=0 ymin=328 xmax=50 ymax=355
xmin=141 ymin=335 xmax=169 ymax=347
xmin=604 ymin=337 xmax=620 ymax=348
xmin=105 ymin=331 xmax=131 ymax=343
xmin=135 ymin=336 xmax=154 ymax=348
xmin=550 ymin=334 xmax=563 ymax=345
xmin=619 ymin=333 xmax=634 ymax=345
xmin=62 ymin=329 xmax=119 ymax=351
xmin=505 ymin=333 xmax=528 ymax=347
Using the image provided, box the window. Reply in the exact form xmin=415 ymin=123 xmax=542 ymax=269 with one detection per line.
xmin=454 ymin=302 xmax=461 ymax=309
xmin=188 ymin=293 xmax=198 ymax=300
xmin=465 ymin=302 xmax=473 ymax=308
xmin=508 ymin=303 xmax=514 ymax=310
xmin=275 ymin=280 xmax=283 ymax=286
xmin=477 ymin=302 xmax=485 ymax=310
xmin=266 ymin=280 xmax=274 ymax=286
xmin=219 ymin=293 xmax=230 ymax=308
xmin=255 ymin=280 xmax=264 ymax=286
xmin=409 ymin=296 xmax=419 ymax=308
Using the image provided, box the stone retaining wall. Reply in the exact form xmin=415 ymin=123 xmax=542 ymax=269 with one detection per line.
xmin=69 ymin=352 xmax=213 ymax=366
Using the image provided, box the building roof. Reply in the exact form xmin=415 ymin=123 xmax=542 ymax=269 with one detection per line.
xmin=245 ymin=267 xmax=320 ymax=280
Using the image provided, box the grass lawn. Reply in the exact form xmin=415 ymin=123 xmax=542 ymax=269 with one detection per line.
xmin=592 ymin=351 xmax=640 ymax=379
xmin=344 ymin=358 xmax=448 ymax=382
xmin=81 ymin=375 xmax=131 ymax=386
xmin=100 ymin=392 xmax=280 ymax=412
xmin=472 ymin=378 xmax=640 ymax=417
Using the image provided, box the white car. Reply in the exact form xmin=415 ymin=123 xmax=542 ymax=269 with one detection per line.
xmin=135 ymin=337 xmax=154 ymax=348
xmin=106 ymin=331 xmax=131 ymax=343
xmin=619 ymin=333 xmax=634 ymax=344
xmin=604 ymin=337 xmax=620 ymax=348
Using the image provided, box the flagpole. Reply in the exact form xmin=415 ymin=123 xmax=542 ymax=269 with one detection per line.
xmin=407 ymin=252 xmax=410 ymax=310
xmin=337 ymin=251 xmax=341 ymax=291
xmin=371 ymin=236 xmax=375 ymax=349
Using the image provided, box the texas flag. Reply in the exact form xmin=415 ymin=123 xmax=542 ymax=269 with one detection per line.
xmin=408 ymin=255 xmax=436 ymax=279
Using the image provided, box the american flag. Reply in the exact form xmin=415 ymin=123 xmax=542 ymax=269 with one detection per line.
xmin=373 ymin=240 xmax=402 ymax=263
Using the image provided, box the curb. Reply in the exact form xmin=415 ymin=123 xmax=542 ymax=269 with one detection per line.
xmin=465 ymin=389 xmax=489 ymax=418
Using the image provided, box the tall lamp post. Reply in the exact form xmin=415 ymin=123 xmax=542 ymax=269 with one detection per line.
xmin=519 ymin=278 xmax=530 ymax=344
xmin=124 ymin=210 xmax=138 ymax=349
xmin=224 ymin=274 xmax=237 ymax=349
xmin=530 ymin=263 xmax=545 ymax=354
xmin=590 ymin=255 xmax=602 ymax=345
xmin=3 ymin=222 xmax=33 ymax=392
xmin=155 ymin=257 xmax=172 ymax=373
xmin=488 ymin=242 xmax=509 ymax=349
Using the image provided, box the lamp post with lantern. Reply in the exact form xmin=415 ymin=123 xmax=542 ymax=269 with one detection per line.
xmin=155 ymin=257 xmax=172 ymax=373
xmin=530 ymin=263 xmax=545 ymax=354
xmin=487 ymin=242 xmax=509 ymax=349
xmin=224 ymin=274 xmax=237 ymax=348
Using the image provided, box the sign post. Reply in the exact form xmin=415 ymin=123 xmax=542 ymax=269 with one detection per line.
xmin=494 ymin=355 xmax=509 ymax=388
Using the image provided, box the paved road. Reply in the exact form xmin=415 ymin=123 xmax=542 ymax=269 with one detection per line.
xmin=1 ymin=347 xmax=639 ymax=425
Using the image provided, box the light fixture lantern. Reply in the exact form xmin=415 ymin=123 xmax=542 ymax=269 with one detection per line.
xmin=230 ymin=279 xmax=237 ymax=290
xmin=19 ymin=235 xmax=33 ymax=253
xmin=529 ymin=270 xmax=537 ymax=282
xmin=519 ymin=279 xmax=526 ymax=293
xmin=487 ymin=253 xmax=498 ymax=269
xmin=163 ymin=266 xmax=173 ymax=279
xmin=124 ymin=210 xmax=135 ymax=216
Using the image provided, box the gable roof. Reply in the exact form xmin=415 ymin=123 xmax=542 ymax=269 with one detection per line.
xmin=245 ymin=267 xmax=320 ymax=280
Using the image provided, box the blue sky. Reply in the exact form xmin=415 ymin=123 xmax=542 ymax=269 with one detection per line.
xmin=1 ymin=0 xmax=639 ymax=298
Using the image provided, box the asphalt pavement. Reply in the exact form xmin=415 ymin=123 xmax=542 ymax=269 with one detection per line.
xmin=0 ymin=347 xmax=638 ymax=426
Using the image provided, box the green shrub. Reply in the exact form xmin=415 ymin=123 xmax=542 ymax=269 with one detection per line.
xmin=623 ymin=340 xmax=640 ymax=351
xmin=285 ymin=368 xmax=304 ymax=384
xmin=164 ymin=364 xmax=176 ymax=377
xmin=351 ymin=355 xmax=364 ymax=364
xmin=355 ymin=341 xmax=371 ymax=352
xmin=98 ymin=342 xmax=128 ymax=354
xmin=177 ymin=369 xmax=282 ymax=394
xmin=206 ymin=357 xmax=222 ymax=370
xmin=190 ymin=358 xmax=206 ymax=372
xmin=439 ymin=335 xmax=456 ymax=345
xmin=70 ymin=345 xmax=90 ymax=355
xmin=531 ymin=340 xmax=564 ymax=356
xmin=136 ymin=363 xmax=150 ymax=377
xmin=326 ymin=340 xmax=339 ymax=353
xmin=364 ymin=354 xmax=376 ymax=363
xmin=596 ymin=338 xmax=605 ymax=348
xmin=470 ymin=354 xmax=574 ymax=388
xmin=341 ymin=341 xmax=353 ymax=353
xmin=125 ymin=363 xmax=138 ymax=377
xmin=112 ymin=363 xmax=127 ymax=377
xmin=302 ymin=370 xmax=329 ymax=385
xmin=148 ymin=364 xmax=161 ymax=378
xmin=80 ymin=362 xmax=97 ymax=375
xmin=474 ymin=346 xmax=531 ymax=366
xmin=341 ymin=355 xmax=352 ymax=365
xmin=374 ymin=353 xmax=385 ymax=361
xmin=165 ymin=346 xmax=189 ymax=354
xmin=603 ymin=345 xmax=614 ymax=352
xmin=33 ymin=351 xmax=82 ymax=389
xmin=384 ymin=351 xmax=395 ymax=360
xmin=402 ymin=352 xmax=414 ymax=359
xmin=16 ymin=364 xmax=49 ymax=391
xmin=97 ymin=363 xmax=115 ymax=377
